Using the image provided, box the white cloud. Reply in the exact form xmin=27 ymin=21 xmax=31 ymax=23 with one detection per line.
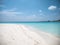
xmin=39 ymin=10 xmax=42 ymax=12
xmin=48 ymin=5 xmax=57 ymax=10
xmin=0 ymin=8 xmax=23 ymax=16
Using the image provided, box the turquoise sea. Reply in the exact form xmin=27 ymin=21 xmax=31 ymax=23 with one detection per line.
xmin=0 ymin=22 xmax=60 ymax=36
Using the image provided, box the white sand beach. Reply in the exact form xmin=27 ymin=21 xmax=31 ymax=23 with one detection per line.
xmin=0 ymin=24 xmax=60 ymax=45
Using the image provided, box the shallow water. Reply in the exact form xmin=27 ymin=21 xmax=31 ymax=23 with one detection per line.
xmin=21 ymin=22 xmax=60 ymax=36
xmin=0 ymin=22 xmax=60 ymax=36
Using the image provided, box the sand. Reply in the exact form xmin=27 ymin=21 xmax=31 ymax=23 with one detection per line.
xmin=0 ymin=24 xmax=60 ymax=45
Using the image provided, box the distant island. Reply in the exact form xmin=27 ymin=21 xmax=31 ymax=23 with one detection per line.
xmin=47 ymin=20 xmax=60 ymax=22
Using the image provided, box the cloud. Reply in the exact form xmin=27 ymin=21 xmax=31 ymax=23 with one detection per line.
xmin=0 ymin=8 xmax=23 ymax=16
xmin=39 ymin=10 xmax=42 ymax=12
xmin=0 ymin=8 xmax=38 ymax=21
xmin=48 ymin=5 xmax=57 ymax=10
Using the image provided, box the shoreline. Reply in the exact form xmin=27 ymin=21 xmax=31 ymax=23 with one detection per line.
xmin=0 ymin=24 xmax=60 ymax=45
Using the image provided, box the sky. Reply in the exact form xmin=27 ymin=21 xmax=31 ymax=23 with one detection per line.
xmin=0 ymin=0 xmax=60 ymax=22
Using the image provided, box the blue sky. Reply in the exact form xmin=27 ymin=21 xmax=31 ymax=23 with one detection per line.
xmin=0 ymin=0 xmax=60 ymax=22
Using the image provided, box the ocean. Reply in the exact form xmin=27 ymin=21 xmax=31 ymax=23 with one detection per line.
xmin=0 ymin=22 xmax=60 ymax=36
